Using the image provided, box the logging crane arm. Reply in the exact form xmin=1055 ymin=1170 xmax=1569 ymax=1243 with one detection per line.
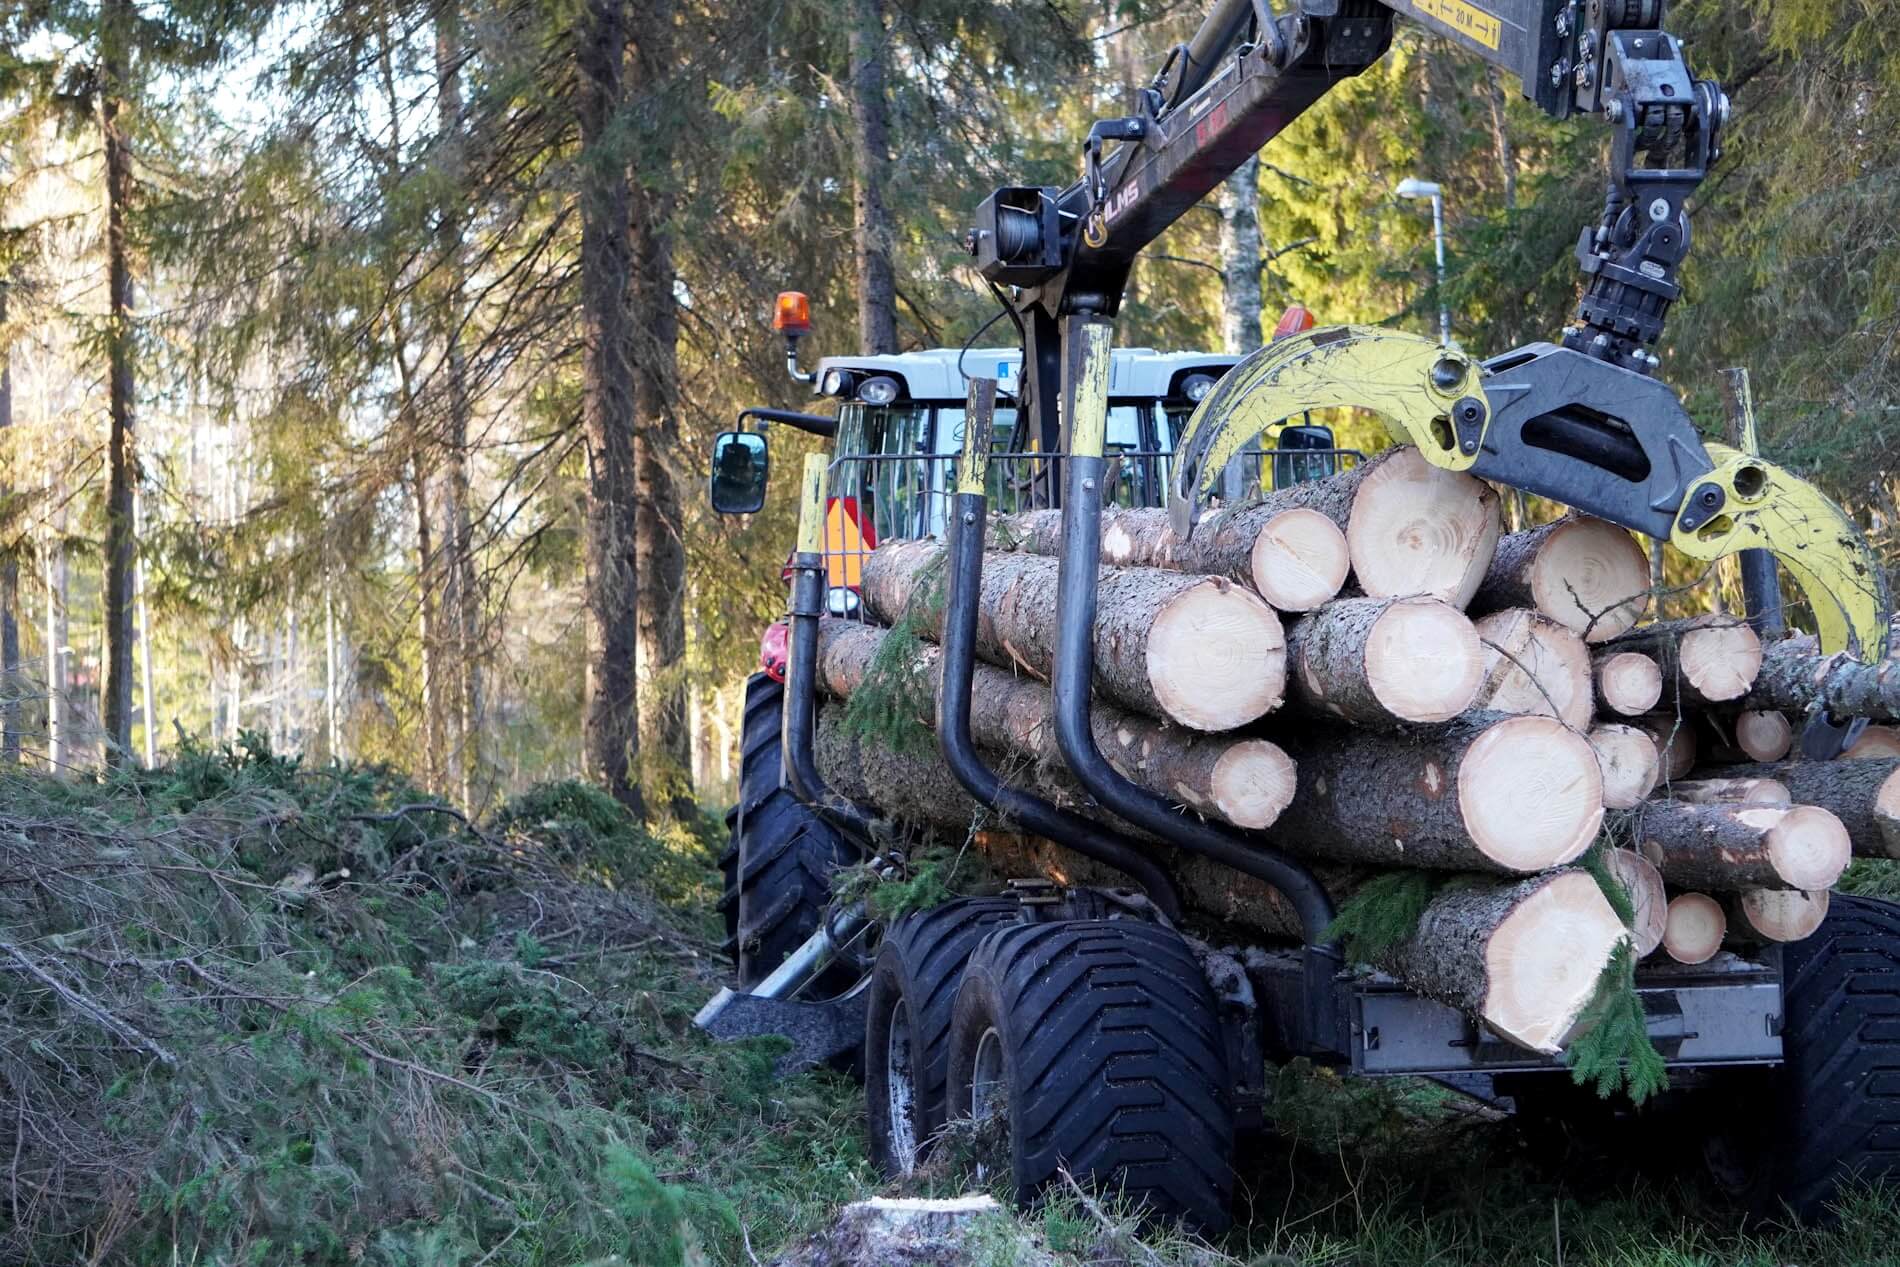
xmin=968 ymin=0 xmax=1890 ymax=660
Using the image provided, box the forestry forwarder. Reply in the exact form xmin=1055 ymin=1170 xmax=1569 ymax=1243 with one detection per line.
xmin=698 ymin=0 xmax=1900 ymax=1232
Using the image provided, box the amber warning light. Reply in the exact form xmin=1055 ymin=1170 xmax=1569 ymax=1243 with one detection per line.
xmin=773 ymin=291 xmax=812 ymax=337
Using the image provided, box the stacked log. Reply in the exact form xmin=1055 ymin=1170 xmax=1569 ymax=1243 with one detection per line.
xmin=1474 ymin=516 xmax=1650 ymax=641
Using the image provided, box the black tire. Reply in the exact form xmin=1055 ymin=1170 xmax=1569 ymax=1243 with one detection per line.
xmin=944 ymin=919 xmax=1236 ymax=1233
xmin=717 ymin=672 xmax=858 ymax=987
xmin=866 ymin=897 xmax=1024 ymax=1177
xmin=1750 ymin=892 xmax=1900 ymax=1219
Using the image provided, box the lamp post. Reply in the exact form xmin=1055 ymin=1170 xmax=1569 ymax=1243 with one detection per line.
xmin=1396 ymin=177 xmax=1449 ymax=346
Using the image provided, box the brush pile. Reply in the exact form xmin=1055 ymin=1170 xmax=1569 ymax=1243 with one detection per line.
xmin=813 ymin=445 xmax=1875 ymax=1061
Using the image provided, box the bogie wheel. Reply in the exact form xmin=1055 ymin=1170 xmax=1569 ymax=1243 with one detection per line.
xmin=866 ymin=897 xmax=1024 ymax=1177
xmin=1717 ymin=893 xmax=1900 ymax=1220
xmin=944 ymin=919 xmax=1236 ymax=1233
xmin=717 ymin=672 xmax=859 ymax=988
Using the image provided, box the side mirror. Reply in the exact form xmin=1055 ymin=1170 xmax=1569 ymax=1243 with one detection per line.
xmin=1272 ymin=423 xmax=1338 ymax=488
xmin=710 ymin=430 xmax=769 ymax=514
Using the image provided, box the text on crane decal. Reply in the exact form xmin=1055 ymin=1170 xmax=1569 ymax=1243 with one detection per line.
xmin=1413 ymin=0 xmax=1501 ymax=50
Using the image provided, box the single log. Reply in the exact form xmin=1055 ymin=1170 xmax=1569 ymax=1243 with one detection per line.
xmin=1473 ymin=609 xmax=1594 ymax=730
xmin=1589 ymin=724 xmax=1660 ymax=810
xmin=859 ymin=539 xmax=1285 ymax=731
xmin=1473 ymin=516 xmax=1650 ymax=641
xmin=1734 ymin=888 xmax=1831 ymax=944
xmin=814 ymin=704 xmax=993 ymax=836
xmin=1732 ymin=711 xmax=1794 ymax=763
xmin=1635 ymin=714 xmax=1697 ymax=781
xmin=1663 ymin=893 xmax=1726 ymax=965
xmin=814 ymin=618 xmax=1297 ymax=830
xmin=1284 ymin=596 xmax=1483 ymax=727
xmin=1271 ymin=712 xmax=1603 ymax=872
xmin=1593 ymin=651 xmax=1662 ymax=717
xmin=1747 ymin=633 xmax=1900 ymax=721
xmin=1265 ymin=446 xmax=1501 ymax=606
xmin=987 ymin=503 xmax=1350 ymax=613
xmin=1667 ymin=777 xmax=1791 ymax=807
xmin=1624 ymin=800 xmax=1850 ymax=890
xmin=1696 ymin=758 xmax=1900 ymax=859
xmin=1603 ymin=846 xmax=1667 ymax=957
xmin=1845 ymin=725 xmax=1900 ymax=759
xmin=1611 ymin=616 xmax=1763 ymax=707
xmin=1380 ymin=870 xmax=1626 ymax=1054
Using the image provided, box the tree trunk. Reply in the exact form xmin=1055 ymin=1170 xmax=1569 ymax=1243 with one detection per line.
xmin=1219 ymin=156 xmax=1263 ymax=354
xmin=0 ymin=287 xmax=16 ymax=764
xmin=1284 ymin=596 xmax=1481 ymax=727
xmin=848 ymin=0 xmax=898 ymax=354
xmin=1623 ymin=800 xmax=1850 ymax=890
xmin=1380 ymin=870 xmax=1625 ymax=1054
xmin=1747 ymin=632 xmax=1900 ymax=721
xmin=1593 ymin=650 xmax=1662 ymax=716
xmin=631 ymin=0 xmax=691 ymax=820
xmin=99 ymin=0 xmax=137 ymax=762
xmin=575 ymin=0 xmax=643 ymax=816
xmin=1662 ymin=892 xmax=1725 ymax=965
xmin=1264 ymin=446 xmax=1500 ymax=606
xmin=1589 ymin=723 xmax=1658 ymax=810
xmin=134 ymin=490 xmax=155 ymax=765
xmin=988 ymin=501 xmax=1348 ymax=613
xmin=1610 ymin=615 xmax=1762 ymax=707
xmin=1472 ymin=608 xmax=1594 ymax=730
xmin=1271 ymin=712 xmax=1604 ymax=872
xmin=1697 ymin=758 xmax=1900 ymax=859
xmin=815 ymin=618 xmax=1297 ymax=829
xmin=1733 ymin=887 xmax=1830 ymax=944
xmin=859 ymin=539 xmax=1285 ymax=731
xmin=1471 ymin=516 xmax=1649 ymax=642
xmin=46 ymin=537 xmax=66 ymax=770
xmin=412 ymin=459 xmax=442 ymax=790
xmin=1604 ymin=846 xmax=1666 ymax=957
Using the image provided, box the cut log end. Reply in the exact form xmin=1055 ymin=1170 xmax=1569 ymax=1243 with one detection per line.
xmin=1762 ymin=804 xmax=1852 ymax=891
xmin=1251 ymin=508 xmax=1350 ymax=612
xmin=1145 ymin=580 xmax=1286 ymax=731
xmin=1604 ymin=847 xmax=1667 ymax=958
xmin=1531 ymin=518 xmax=1651 ymax=642
xmin=1668 ymin=777 xmax=1791 ymax=807
xmin=1663 ymin=893 xmax=1726 ymax=965
xmin=1734 ymin=710 xmax=1793 ymax=763
xmin=1845 ymin=725 xmax=1900 ymax=760
xmin=1588 ymin=724 xmax=1660 ymax=810
xmin=1474 ymin=609 xmax=1595 ymax=729
xmin=1364 ymin=598 xmax=1484 ymax=723
xmin=1677 ymin=618 xmax=1764 ymax=703
xmin=1209 ymin=740 xmax=1299 ymax=830
xmin=1739 ymin=887 xmax=1831 ymax=943
xmin=1484 ymin=870 xmax=1626 ymax=1053
xmin=1595 ymin=651 xmax=1663 ymax=716
xmin=1346 ymin=447 xmax=1501 ymax=606
xmin=1459 ymin=715 xmax=1605 ymax=870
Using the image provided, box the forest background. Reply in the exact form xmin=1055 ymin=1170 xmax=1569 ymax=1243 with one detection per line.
xmin=0 ymin=0 xmax=1893 ymax=823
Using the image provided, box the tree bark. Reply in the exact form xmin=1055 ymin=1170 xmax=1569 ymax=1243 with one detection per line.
xmin=1284 ymin=596 xmax=1481 ymax=727
xmin=988 ymin=501 xmax=1348 ymax=613
xmin=631 ymin=0 xmax=691 ymax=819
xmin=99 ymin=0 xmax=137 ymax=761
xmin=815 ymin=618 xmax=1297 ymax=829
xmin=1471 ymin=516 xmax=1649 ymax=642
xmin=1609 ymin=615 xmax=1762 ymax=707
xmin=1593 ymin=650 xmax=1662 ymax=717
xmin=1270 ymin=712 xmax=1603 ymax=872
xmin=1262 ymin=446 xmax=1500 ymax=606
xmin=859 ymin=539 xmax=1285 ymax=731
xmin=1380 ymin=870 xmax=1625 ymax=1054
xmin=1219 ymin=156 xmax=1263 ymax=355
xmin=1589 ymin=723 xmax=1659 ymax=810
xmin=575 ymin=0 xmax=644 ymax=816
xmin=1696 ymin=758 xmax=1900 ymax=859
xmin=848 ymin=0 xmax=898 ymax=354
xmin=1623 ymin=799 xmax=1850 ymax=890
xmin=0 ymin=285 xmax=16 ymax=764
xmin=1472 ymin=608 xmax=1595 ymax=729
xmin=1747 ymin=632 xmax=1900 ymax=721
xmin=411 ymin=459 xmax=442 ymax=791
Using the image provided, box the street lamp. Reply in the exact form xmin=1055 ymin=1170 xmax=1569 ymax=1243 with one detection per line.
xmin=1396 ymin=177 xmax=1449 ymax=346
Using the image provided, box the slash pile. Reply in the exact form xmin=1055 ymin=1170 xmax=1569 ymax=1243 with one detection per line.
xmin=810 ymin=445 xmax=1877 ymax=1059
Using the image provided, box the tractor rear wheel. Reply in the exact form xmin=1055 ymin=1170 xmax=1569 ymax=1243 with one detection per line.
xmin=944 ymin=918 xmax=1236 ymax=1233
xmin=718 ymin=672 xmax=859 ymax=987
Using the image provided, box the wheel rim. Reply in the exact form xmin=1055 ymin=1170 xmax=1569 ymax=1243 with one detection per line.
xmin=966 ymin=1025 xmax=1013 ymax=1185
xmin=885 ymin=999 xmax=921 ymax=1174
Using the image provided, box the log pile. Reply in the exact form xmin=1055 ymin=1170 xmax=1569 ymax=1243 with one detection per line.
xmin=812 ymin=446 xmax=1877 ymax=1056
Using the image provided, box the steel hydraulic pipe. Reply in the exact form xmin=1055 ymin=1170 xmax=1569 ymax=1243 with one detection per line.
xmin=783 ymin=560 xmax=879 ymax=837
xmin=1172 ymin=0 xmax=1256 ymax=107
xmin=1049 ymin=316 xmax=1345 ymax=1056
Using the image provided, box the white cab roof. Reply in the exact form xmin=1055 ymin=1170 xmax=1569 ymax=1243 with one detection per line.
xmin=812 ymin=346 xmax=1238 ymax=401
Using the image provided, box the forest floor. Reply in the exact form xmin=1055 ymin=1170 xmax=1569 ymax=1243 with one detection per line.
xmin=4 ymin=748 xmax=1900 ymax=1266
